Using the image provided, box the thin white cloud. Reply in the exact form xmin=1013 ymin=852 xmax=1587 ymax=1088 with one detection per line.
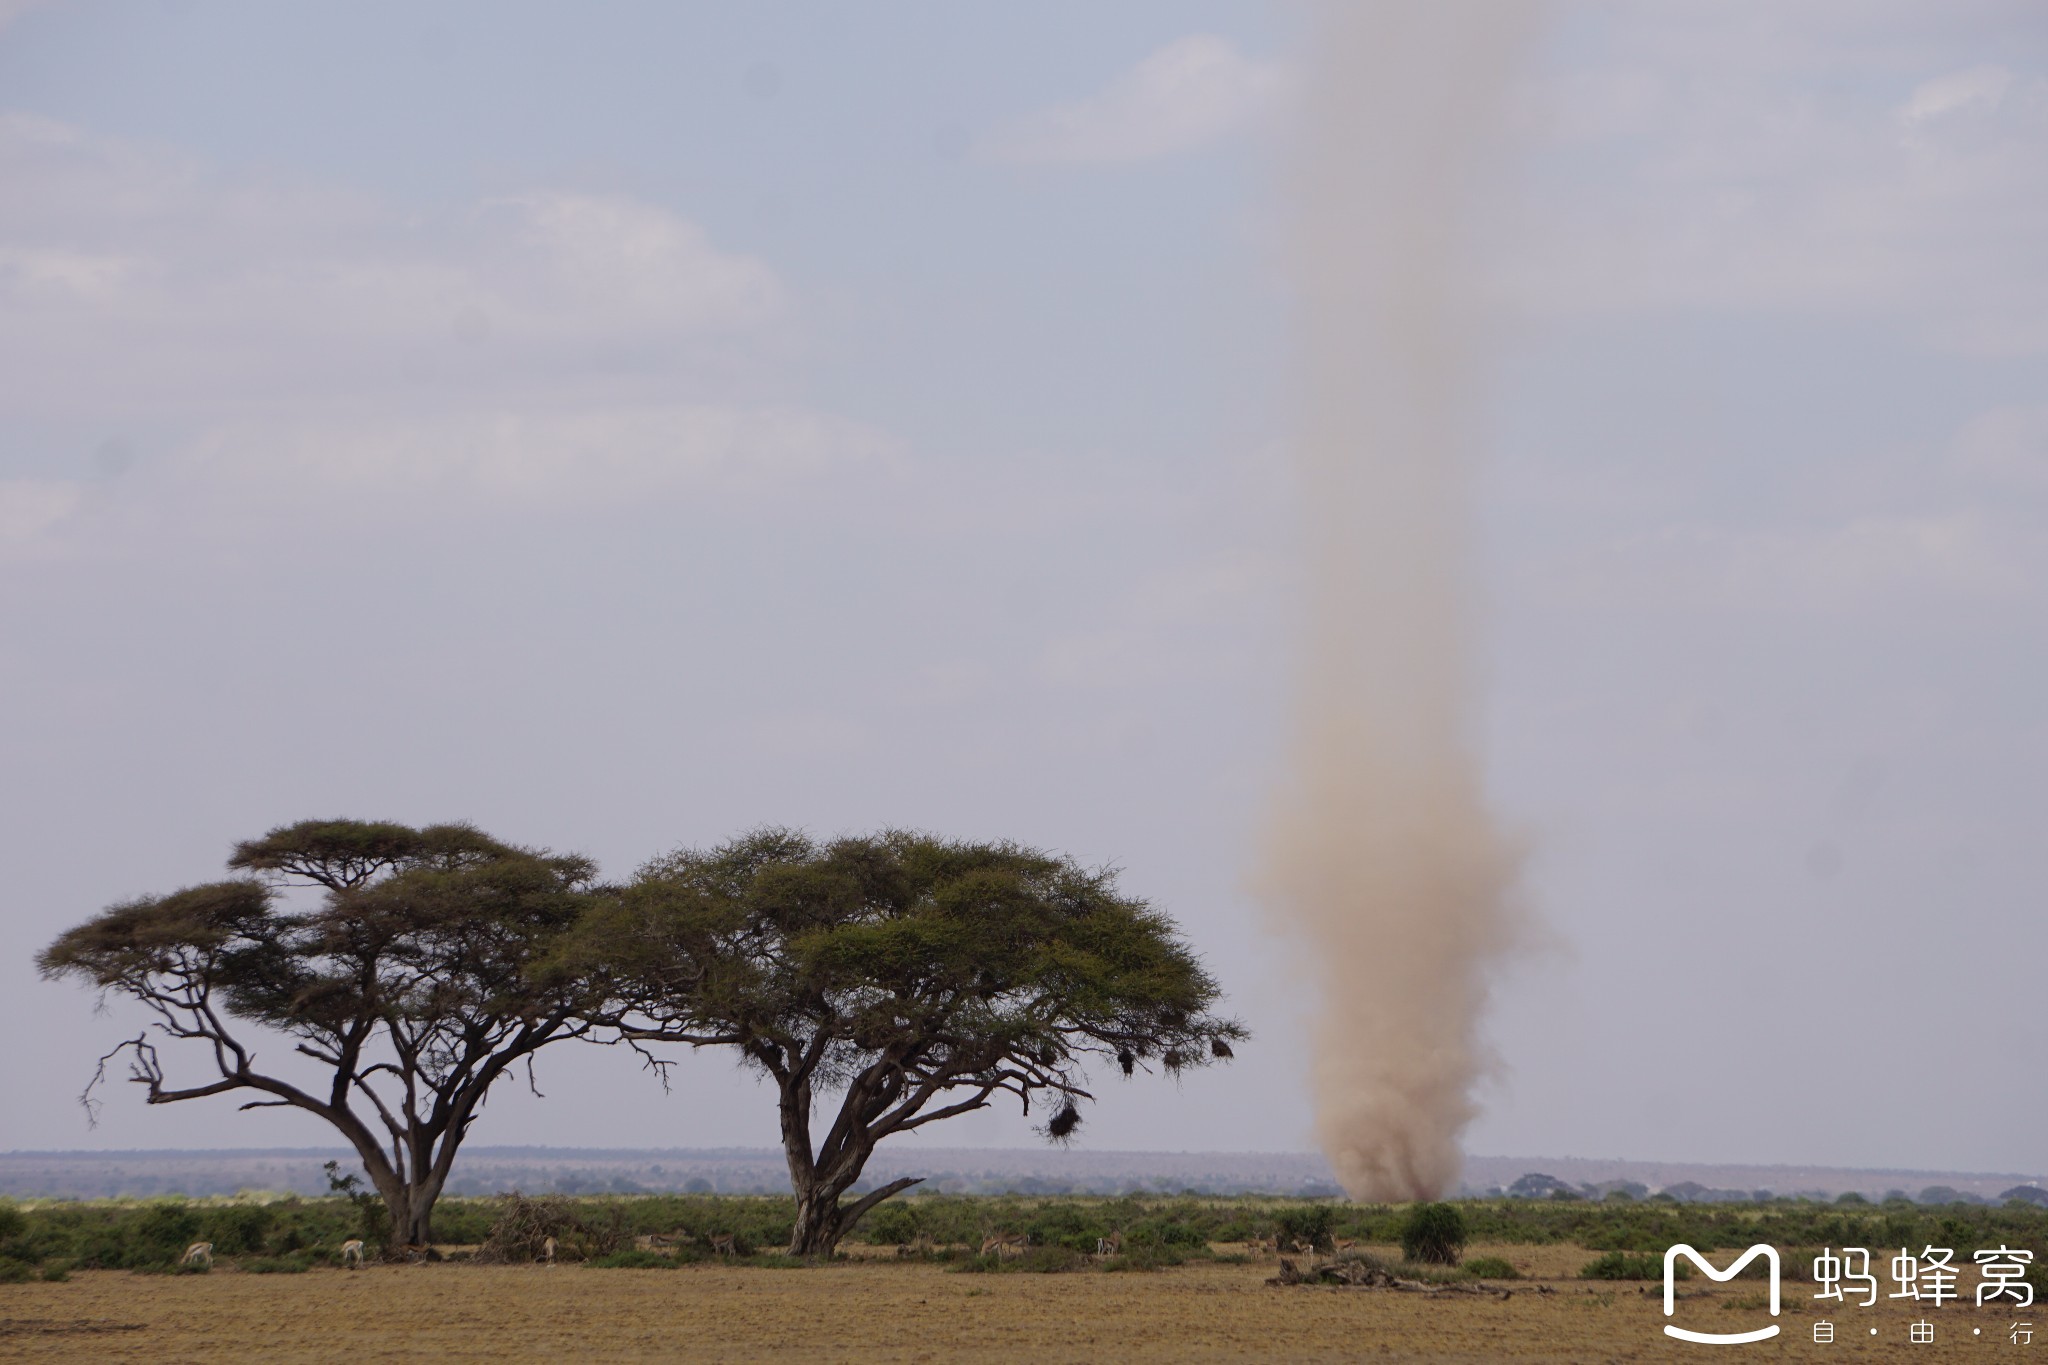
xmin=1532 ymin=514 xmax=2017 ymax=615
xmin=0 ymin=114 xmax=894 ymax=548
xmin=180 ymin=405 xmax=904 ymax=506
xmin=979 ymin=34 xmax=1284 ymax=165
xmin=1495 ymin=12 xmax=2048 ymax=355
xmin=0 ymin=479 xmax=83 ymax=544
xmin=1949 ymin=405 xmax=2048 ymax=489
xmin=0 ymin=117 xmax=788 ymax=419
xmin=1898 ymin=64 xmax=2013 ymax=125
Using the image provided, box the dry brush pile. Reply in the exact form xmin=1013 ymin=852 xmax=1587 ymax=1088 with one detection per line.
xmin=474 ymin=1196 xmax=629 ymax=1265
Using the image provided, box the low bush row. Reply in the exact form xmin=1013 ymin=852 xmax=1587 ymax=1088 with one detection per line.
xmin=4 ymin=1194 xmax=2044 ymax=1279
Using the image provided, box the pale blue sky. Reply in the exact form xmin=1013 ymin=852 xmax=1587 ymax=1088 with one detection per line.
xmin=3 ymin=1 xmax=2045 ymax=1177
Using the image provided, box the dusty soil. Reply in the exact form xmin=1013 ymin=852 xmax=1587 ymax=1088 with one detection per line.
xmin=0 ymin=1246 xmax=2018 ymax=1361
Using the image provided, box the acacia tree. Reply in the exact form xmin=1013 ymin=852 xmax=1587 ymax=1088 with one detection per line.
xmin=39 ymin=819 xmax=602 ymax=1252
xmin=577 ymin=828 xmax=1245 ymax=1257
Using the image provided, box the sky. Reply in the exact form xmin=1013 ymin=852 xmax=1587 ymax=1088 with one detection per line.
xmin=2 ymin=1 xmax=2045 ymax=1178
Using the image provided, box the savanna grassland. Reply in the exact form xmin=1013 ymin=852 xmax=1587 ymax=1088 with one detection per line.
xmin=4 ymin=1194 xmax=2046 ymax=1361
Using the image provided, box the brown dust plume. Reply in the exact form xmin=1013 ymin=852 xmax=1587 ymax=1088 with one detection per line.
xmin=1262 ymin=2 xmax=1534 ymax=1202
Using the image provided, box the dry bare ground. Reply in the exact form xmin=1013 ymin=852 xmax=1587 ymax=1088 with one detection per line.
xmin=0 ymin=1248 xmax=2019 ymax=1362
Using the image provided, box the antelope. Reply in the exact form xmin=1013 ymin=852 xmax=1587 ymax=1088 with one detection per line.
xmin=709 ymin=1233 xmax=737 ymax=1258
xmin=180 ymin=1241 xmax=213 ymax=1269
xmin=1247 ymin=1236 xmax=1275 ymax=1257
xmin=634 ymin=1233 xmax=681 ymax=1254
xmin=540 ymin=1235 xmax=557 ymax=1267
xmin=1333 ymin=1237 xmax=1359 ymax=1255
xmin=979 ymin=1233 xmax=1028 ymax=1261
xmin=340 ymin=1239 xmax=366 ymax=1269
xmin=399 ymin=1243 xmax=436 ymax=1263
xmin=1094 ymin=1231 xmax=1124 ymax=1259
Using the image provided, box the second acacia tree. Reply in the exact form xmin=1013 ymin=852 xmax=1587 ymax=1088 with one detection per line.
xmin=577 ymin=828 xmax=1244 ymax=1257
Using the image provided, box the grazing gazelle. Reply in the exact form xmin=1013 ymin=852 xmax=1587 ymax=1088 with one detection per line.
xmin=1093 ymin=1231 xmax=1125 ymax=1259
xmin=979 ymin=1233 xmax=1028 ymax=1261
xmin=340 ymin=1239 xmax=366 ymax=1269
xmin=708 ymin=1233 xmax=737 ymax=1258
xmin=540 ymin=1235 xmax=557 ymax=1267
xmin=179 ymin=1241 xmax=213 ymax=1269
xmin=634 ymin=1233 xmax=683 ymax=1254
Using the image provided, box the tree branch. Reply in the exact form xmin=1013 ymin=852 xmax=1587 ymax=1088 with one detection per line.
xmin=833 ymin=1177 xmax=925 ymax=1237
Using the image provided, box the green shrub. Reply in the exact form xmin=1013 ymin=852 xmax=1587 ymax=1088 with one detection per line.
xmin=0 ymin=1259 xmax=34 ymax=1284
xmin=860 ymin=1202 xmax=921 ymax=1246
xmin=585 ymin=1249 xmax=685 ymax=1270
xmin=1461 ymin=1255 xmax=1520 ymax=1279
xmin=323 ymin=1163 xmax=390 ymax=1247
xmin=431 ymin=1201 xmax=498 ymax=1245
xmin=1400 ymin=1203 xmax=1467 ymax=1266
xmin=1102 ymin=1245 xmax=1199 ymax=1272
xmin=1582 ymin=1250 xmax=1680 ymax=1280
xmin=202 ymin=1204 xmax=275 ymax=1256
xmin=951 ymin=1245 xmax=1088 ymax=1274
xmin=1275 ymin=1205 xmax=1336 ymax=1252
xmin=0 ymin=1205 xmax=24 ymax=1241
xmin=243 ymin=1255 xmax=313 ymax=1274
xmin=40 ymin=1262 xmax=71 ymax=1283
xmin=1021 ymin=1203 xmax=1110 ymax=1253
xmin=133 ymin=1204 xmax=201 ymax=1264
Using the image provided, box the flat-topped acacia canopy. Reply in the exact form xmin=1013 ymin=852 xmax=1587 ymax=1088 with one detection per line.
xmin=39 ymin=818 xmax=603 ymax=1252
xmin=575 ymin=827 xmax=1245 ymax=1257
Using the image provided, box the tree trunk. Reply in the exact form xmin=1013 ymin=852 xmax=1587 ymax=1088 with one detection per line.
xmin=776 ymin=1070 xmax=923 ymax=1256
xmin=357 ymin=1159 xmax=439 ymax=1253
xmin=785 ymin=1173 xmax=926 ymax=1257
xmin=401 ymin=1186 xmax=438 ymax=1249
xmin=787 ymin=1184 xmax=845 ymax=1258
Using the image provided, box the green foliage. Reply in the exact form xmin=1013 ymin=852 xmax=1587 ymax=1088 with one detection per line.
xmin=0 ymin=1204 xmax=24 ymax=1241
xmin=859 ymin=1202 xmax=922 ymax=1245
xmin=1131 ymin=1217 xmax=1210 ymax=1250
xmin=579 ymin=829 xmax=1246 ymax=1255
xmin=1102 ymin=1248 xmax=1200 ymax=1271
xmin=133 ymin=1203 xmax=201 ymax=1263
xmin=323 ymin=1163 xmax=390 ymax=1247
xmin=1400 ymin=1203 xmax=1467 ymax=1265
xmin=585 ymin=1249 xmax=688 ymax=1270
xmin=1275 ymin=1204 xmax=1337 ymax=1251
xmin=39 ymin=818 xmax=606 ymax=1250
xmin=201 ymin=1203 xmax=275 ymax=1255
xmin=430 ymin=1201 xmax=498 ymax=1245
xmin=952 ymin=1245 xmax=1090 ymax=1274
xmin=1461 ymin=1255 xmax=1520 ymax=1279
xmin=1582 ymin=1251 xmax=1675 ymax=1280
xmin=0 ymin=1259 xmax=34 ymax=1284
xmin=241 ymin=1254 xmax=312 ymax=1274
xmin=4 ymin=1190 xmax=2043 ymax=1285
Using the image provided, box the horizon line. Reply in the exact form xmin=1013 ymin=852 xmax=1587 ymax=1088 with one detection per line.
xmin=2 ymin=1145 xmax=2041 ymax=1182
